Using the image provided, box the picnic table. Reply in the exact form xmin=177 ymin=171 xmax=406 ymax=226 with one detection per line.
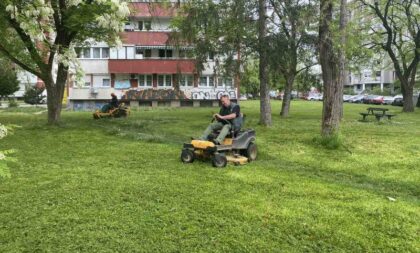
xmin=360 ymin=107 xmax=396 ymax=121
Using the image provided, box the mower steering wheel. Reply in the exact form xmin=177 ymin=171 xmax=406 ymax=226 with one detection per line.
xmin=211 ymin=115 xmax=231 ymax=125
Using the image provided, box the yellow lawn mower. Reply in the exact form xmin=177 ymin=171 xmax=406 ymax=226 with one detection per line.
xmin=93 ymin=103 xmax=130 ymax=119
xmin=181 ymin=116 xmax=257 ymax=168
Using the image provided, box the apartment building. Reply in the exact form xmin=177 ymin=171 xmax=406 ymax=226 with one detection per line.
xmin=68 ymin=1 xmax=237 ymax=110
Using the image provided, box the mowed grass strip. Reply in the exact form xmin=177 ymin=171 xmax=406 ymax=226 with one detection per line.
xmin=0 ymin=100 xmax=419 ymax=252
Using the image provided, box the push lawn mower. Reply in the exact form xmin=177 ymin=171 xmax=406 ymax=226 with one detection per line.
xmin=93 ymin=103 xmax=130 ymax=119
xmin=181 ymin=115 xmax=257 ymax=168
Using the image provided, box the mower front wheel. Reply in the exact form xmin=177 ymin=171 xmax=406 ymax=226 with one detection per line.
xmin=181 ymin=149 xmax=195 ymax=163
xmin=245 ymin=142 xmax=257 ymax=161
xmin=212 ymin=154 xmax=227 ymax=168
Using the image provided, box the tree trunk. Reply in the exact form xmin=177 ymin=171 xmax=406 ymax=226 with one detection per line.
xmin=402 ymin=82 xmax=414 ymax=112
xmin=236 ymin=43 xmax=241 ymax=103
xmin=338 ymin=0 xmax=347 ymax=120
xmin=258 ymin=0 xmax=272 ymax=126
xmin=319 ymin=0 xmax=343 ymax=137
xmin=45 ymin=62 xmax=68 ymax=125
xmin=417 ymin=94 xmax=420 ymax=108
xmin=280 ymin=75 xmax=295 ymax=118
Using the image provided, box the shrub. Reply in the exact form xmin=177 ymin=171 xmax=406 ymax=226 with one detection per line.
xmin=23 ymin=86 xmax=45 ymax=105
xmin=8 ymin=99 xmax=18 ymax=108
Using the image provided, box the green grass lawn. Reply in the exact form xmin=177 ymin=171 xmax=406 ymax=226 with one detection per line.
xmin=0 ymin=101 xmax=419 ymax=252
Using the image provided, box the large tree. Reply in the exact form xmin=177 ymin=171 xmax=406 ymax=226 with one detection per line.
xmin=358 ymin=0 xmax=420 ymax=112
xmin=319 ymin=0 xmax=346 ymax=136
xmin=0 ymin=0 xmax=129 ymax=124
xmin=268 ymin=0 xmax=318 ymax=118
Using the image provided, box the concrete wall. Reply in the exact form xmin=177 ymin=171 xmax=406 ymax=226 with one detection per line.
xmin=79 ymin=60 xmax=108 ymax=74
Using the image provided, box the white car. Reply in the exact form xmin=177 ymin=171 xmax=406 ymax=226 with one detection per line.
xmin=343 ymin=95 xmax=353 ymax=102
xmin=307 ymin=94 xmax=323 ymax=101
xmin=383 ymin=96 xmax=394 ymax=105
xmin=348 ymin=95 xmax=365 ymax=103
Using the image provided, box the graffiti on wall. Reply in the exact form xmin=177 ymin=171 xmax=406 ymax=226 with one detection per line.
xmin=184 ymin=88 xmax=237 ymax=100
xmin=122 ymin=89 xmax=188 ymax=100
xmin=120 ymin=87 xmax=238 ymax=101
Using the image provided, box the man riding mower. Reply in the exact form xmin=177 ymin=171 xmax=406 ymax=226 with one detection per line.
xmin=93 ymin=93 xmax=130 ymax=119
xmin=181 ymin=95 xmax=257 ymax=168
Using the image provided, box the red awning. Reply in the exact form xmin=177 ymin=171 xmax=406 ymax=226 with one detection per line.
xmin=109 ymin=59 xmax=196 ymax=74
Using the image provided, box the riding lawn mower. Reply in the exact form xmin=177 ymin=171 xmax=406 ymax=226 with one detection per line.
xmin=181 ymin=115 xmax=257 ymax=168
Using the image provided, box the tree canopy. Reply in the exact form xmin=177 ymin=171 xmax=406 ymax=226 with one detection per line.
xmin=0 ymin=0 xmax=129 ymax=124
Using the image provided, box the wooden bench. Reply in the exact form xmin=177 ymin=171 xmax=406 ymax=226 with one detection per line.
xmin=359 ymin=112 xmax=370 ymax=121
xmin=374 ymin=113 xmax=396 ymax=121
xmin=384 ymin=114 xmax=396 ymax=120
xmin=360 ymin=107 xmax=395 ymax=121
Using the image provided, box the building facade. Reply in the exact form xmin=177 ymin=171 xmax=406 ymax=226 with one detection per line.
xmin=346 ymin=69 xmax=396 ymax=94
xmin=68 ymin=1 xmax=237 ymax=110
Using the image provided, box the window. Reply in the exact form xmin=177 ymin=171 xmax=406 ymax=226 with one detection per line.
xmin=225 ymin=78 xmax=232 ymax=87
xmin=158 ymin=75 xmax=172 ymax=87
xmin=208 ymin=52 xmax=215 ymax=60
xmin=139 ymin=75 xmax=153 ymax=87
xmin=217 ymin=77 xmax=233 ymax=87
xmin=102 ymin=79 xmax=110 ymax=87
xmin=102 ymin=48 xmax=109 ymax=58
xmin=186 ymin=75 xmax=193 ymax=86
xmin=180 ymin=75 xmax=193 ymax=86
xmin=159 ymin=49 xmax=165 ymax=58
xmin=376 ymin=71 xmax=381 ymax=77
xmin=138 ymin=21 xmax=143 ymax=31
xmin=125 ymin=22 xmax=134 ymax=31
xmin=75 ymin=47 xmax=82 ymax=58
xmin=159 ymin=49 xmax=173 ymax=58
xmin=145 ymin=21 xmax=151 ymax=30
xmin=200 ymin=76 xmax=208 ymax=86
xmin=217 ymin=77 xmax=224 ymax=87
xmin=83 ymin=81 xmax=91 ymax=87
xmin=93 ymin=48 xmax=101 ymax=58
xmin=144 ymin=49 xmax=151 ymax=58
xmin=82 ymin=48 xmax=91 ymax=58
xmin=209 ymin=76 xmax=214 ymax=87
xmin=136 ymin=48 xmax=152 ymax=58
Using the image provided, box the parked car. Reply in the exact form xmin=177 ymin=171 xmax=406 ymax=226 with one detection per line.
xmin=383 ymin=96 xmax=394 ymax=105
xmin=306 ymin=94 xmax=323 ymax=101
xmin=362 ymin=95 xmax=380 ymax=104
xmin=372 ymin=96 xmax=384 ymax=105
xmin=349 ymin=95 xmax=365 ymax=103
xmin=392 ymin=97 xmax=404 ymax=106
xmin=343 ymin=95 xmax=353 ymax=102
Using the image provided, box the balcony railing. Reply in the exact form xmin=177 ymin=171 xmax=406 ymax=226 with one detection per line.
xmin=109 ymin=59 xmax=196 ymax=74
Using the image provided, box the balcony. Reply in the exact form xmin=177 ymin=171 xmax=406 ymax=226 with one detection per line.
xmin=121 ymin=31 xmax=170 ymax=45
xmin=109 ymin=59 xmax=196 ymax=74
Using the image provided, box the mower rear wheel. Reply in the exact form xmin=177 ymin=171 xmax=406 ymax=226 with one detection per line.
xmin=212 ymin=154 xmax=227 ymax=168
xmin=181 ymin=149 xmax=195 ymax=163
xmin=245 ymin=142 xmax=257 ymax=161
